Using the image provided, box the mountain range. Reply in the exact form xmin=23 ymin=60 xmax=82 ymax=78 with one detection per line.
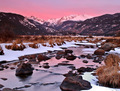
xmin=0 ymin=12 xmax=120 ymax=36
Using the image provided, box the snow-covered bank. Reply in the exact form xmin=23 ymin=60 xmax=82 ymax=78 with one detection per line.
xmin=82 ymin=72 xmax=120 ymax=91
xmin=0 ymin=41 xmax=79 ymax=61
xmin=1 ymin=40 xmax=120 ymax=91
xmin=110 ymin=48 xmax=120 ymax=54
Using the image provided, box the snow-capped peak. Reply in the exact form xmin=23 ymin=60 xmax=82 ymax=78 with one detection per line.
xmin=65 ymin=14 xmax=93 ymax=21
xmin=47 ymin=14 xmax=93 ymax=25
xmin=27 ymin=14 xmax=93 ymax=25
xmin=28 ymin=16 xmax=45 ymax=24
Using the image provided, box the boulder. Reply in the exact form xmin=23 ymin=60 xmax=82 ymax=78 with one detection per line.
xmin=93 ymin=56 xmax=104 ymax=63
xmin=55 ymin=55 xmax=62 ymax=60
xmin=56 ymin=50 xmax=74 ymax=60
xmin=83 ymin=60 xmax=88 ymax=63
xmin=1 ymin=78 xmax=7 ymax=81
xmin=57 ymin=63 xmax=73 ymax=66
xmin=80 ymin=55 xmax=86 ymax=58
xmin=28 ymin=54 xmax=36 ymax=60
xmin=65 ymin=54 xmax=76 ymax=60
xmin=68 ymin=65 xmax=76 ymax=70
xmin=86 ymin=54 xmax=93 ymax=59
xmin=90 ymin=45 xmax=94 ymax=48
xmin=0 ymin=66 xmax=4 ymax=71
xmin=101 ymin=43 xmax=115 ymax=51
xmin=94 ymin=49 xmax=105 ymax=55
xmin=84 ymin=45 xmax=89 ymax=48
xmin=57 ymin=51 xmax=65 ymax=55
xmin=60 ymin=76 xmax=92 ymax=91
xmin=0 ymin=61 xmax=7 ymax=64
xmin=0 ymin=84 xmax=4 ymax=88
xmin=3 ymin=65 xmax=9 ymax=69
xmin=77 ymin=67 xmax=95 ymax=73
xmin=10 ymin=67 xmax=15 ymax=70
xmin=37 ymin=54 xmax=50 ymax=62
xmin=65 ymin=50 xmax=73 ymax=54
xmin=19 ymin=54 xmax=36 ymax=61
xmin=15 ymin=62 xmax=34 ymax=76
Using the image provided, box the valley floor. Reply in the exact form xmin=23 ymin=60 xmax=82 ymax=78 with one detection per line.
xmin=0 ymin=36 xmax=120 ymax=91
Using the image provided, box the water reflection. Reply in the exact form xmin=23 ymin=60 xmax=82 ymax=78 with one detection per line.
xmin=0 ymin=46 xmax=100 ymax=91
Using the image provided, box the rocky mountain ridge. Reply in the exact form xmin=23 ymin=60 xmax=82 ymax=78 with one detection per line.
xmin=0 ymin=12 xmax=120 ymax=36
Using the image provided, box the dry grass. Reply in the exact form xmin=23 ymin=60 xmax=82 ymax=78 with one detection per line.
xmin=14 ymin=39 xmax=23 ymax=44
xmin=42 ymin=43 xmax=47 ymax=47
xmin=18 ymin=35 xmax=86 ymax=44
xmin=0 ymin=35 xmax=87 ymax=46
xmin=86 ymin=36 xmax=120 ymax=47
xmin=89 ymin=38 xmax=101 ymax=43
xmin=29 ymin=43 xmax=39 ymax=48
xmin=19 ymin=35 xmax=85 ymax=47
xmin=0 ymin=46 xmax=2 ymax=50
xmin=104 ymin=54 xmax=120 ymax=67
xmin=100 ymin=37 xmax=120 ymax=47
xmin=3 ymin=35 xmax=120 ymax=49
xmin=96 ymin=54 xmax=120 ymax=88
xmin=0 ymin=46 xmax=4 ymax=55
xmin=5 ymin=42 xmax=26 ymax=51
xmin=96 ymin=66 xmax=120 ymax=88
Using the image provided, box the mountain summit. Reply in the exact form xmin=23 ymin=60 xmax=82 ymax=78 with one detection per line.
xmin=0 ymin=12 xmax=120 ymax=36
xmin=47 ymin=14 xmax=93 ymax=25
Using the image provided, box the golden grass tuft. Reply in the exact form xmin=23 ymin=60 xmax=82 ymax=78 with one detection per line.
xmin=104 ymin=54 xmax=120 ymax=67
xmin=42 ymin=43 xmax=47 ymax=47
xmin=0 ymin=45 xmax=4 ymax=55
xmin=96 ymin=54 xmax=120 ymax=88
xmin=14 ymin=39 xmax=23 ymax=44
xmin=5 ymin=42 xmax=26 ymax=51
xmin=29 ymin=43 xmax=39 ymax=48
xmin=0 ymin=46 xmax=3 ymax=50
xmin=96 ymin=66 xmax=120 ymax=88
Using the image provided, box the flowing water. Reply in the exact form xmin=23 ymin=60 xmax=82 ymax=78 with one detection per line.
xmin=0 ymin=46 xmax=103 ymax=91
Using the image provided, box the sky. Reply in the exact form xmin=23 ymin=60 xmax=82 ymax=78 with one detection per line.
xmin=0 ymin=0 xmax=120 ymax=20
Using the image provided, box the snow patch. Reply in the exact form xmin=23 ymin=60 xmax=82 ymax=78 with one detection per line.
xmin=19 ymin=17 xmax=36 ymax=27
xmin=82 ymin=72 xmax=120 ymax=91
xmin=109 ymin=48 xmax=120 ymax=54
xmin=0 ymin=41 xmax=79 ymax=61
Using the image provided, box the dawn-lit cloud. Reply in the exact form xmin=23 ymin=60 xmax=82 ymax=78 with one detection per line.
xmin=0 ymin=0 xmax=120 ymax=20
